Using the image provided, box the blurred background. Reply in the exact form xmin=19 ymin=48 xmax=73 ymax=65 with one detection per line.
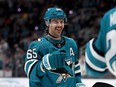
xmin=0 ymin=0 xmax=116 ymax=79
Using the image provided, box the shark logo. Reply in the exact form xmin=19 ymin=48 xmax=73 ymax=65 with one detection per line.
xmin=56 ymin=73 xmax=71 ymax=83
xmin=65 ymin=58 xmax=72 ymax=66
xmin=56 ymin=58 xmax=75 ymax=83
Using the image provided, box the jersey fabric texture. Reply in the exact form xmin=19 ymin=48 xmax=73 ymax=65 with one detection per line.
xmin=24 ymin=36 xmax=82 ymax=87
xmin=85 ymin=7 xmax=116 ymax=77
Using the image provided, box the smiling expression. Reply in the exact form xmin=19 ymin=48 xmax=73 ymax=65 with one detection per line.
xmin=47 ymin=18 xmax=65 ymax=38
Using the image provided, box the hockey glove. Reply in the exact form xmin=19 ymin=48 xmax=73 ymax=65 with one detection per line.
xmin=42 ymin=51 xmax=67 ymax=70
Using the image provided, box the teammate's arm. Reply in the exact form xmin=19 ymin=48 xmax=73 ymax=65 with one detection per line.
xmin=85 ymin=16 xmax=108 ymax=77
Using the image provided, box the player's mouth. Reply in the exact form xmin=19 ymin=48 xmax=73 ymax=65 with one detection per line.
xmin=55 ymin=27 xmax=63 ymax=32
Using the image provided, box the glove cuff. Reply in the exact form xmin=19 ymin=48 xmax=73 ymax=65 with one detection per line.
xmin=40 ymin=62 xmax=46 ymax=72
xmin=42 ymin=54 xmax=52 ymax=70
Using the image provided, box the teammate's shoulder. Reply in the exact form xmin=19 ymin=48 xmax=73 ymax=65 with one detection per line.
xmin=108 ymin=7 xmax=116 ymax=14
xmin=104 ymin=7 xmax=116 ymax=17
xmin=103 ymin=7 xmax=116 ymax=28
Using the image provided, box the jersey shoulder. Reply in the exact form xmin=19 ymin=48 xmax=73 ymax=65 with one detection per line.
xmin=63 ymin=36 xmax=77 ymax=47
xmin=103 ymin=8 xmax=116 ymax=29
xmin=28 ymin=37 xmax=48 ymax=49
xmin=63 ymin=36 xmax=75 ymax=43
xmin=104 ymin=7 xmax=116 ymax=17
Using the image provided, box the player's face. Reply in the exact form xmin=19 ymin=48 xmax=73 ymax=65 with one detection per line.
xmin=48 ymin=18 xmax=64 ymax=38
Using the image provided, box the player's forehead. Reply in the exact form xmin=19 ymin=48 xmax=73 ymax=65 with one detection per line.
xmin=50 ymin=18 xmax=64 ymax=22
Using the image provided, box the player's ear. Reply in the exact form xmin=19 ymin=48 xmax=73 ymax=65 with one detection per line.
xmin=45 ymin=21 xmax=49 ymax=27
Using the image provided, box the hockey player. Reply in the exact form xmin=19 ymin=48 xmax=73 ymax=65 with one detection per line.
xmin=85 ymin=7 xmax=116 ymax=77
xmin=24 ymin=7 xmax=86 ymax=87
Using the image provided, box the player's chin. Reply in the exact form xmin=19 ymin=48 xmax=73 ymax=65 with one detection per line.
xmin=57 ymin=32 xmax=62 ymax=36
xmin=55 ymin=33 xmax=61 ymax=37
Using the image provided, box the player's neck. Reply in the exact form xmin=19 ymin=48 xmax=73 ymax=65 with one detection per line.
xmin=47 ymin=34 xmax=61 ymax=40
